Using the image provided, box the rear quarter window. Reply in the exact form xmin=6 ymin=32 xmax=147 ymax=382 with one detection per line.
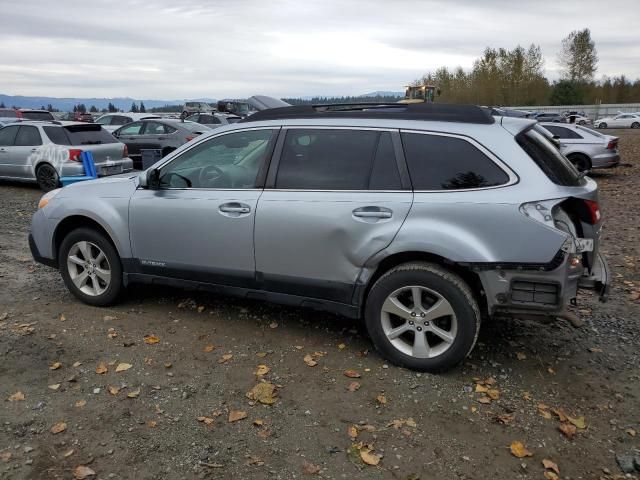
xmin=43 ymin=126 xmax=71 ymax=145
xmin=401 ymin=133 xmax=510 ymax=190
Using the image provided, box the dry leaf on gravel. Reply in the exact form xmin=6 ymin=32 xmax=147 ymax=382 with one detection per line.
xmin=487 ymin=389 xmax=500 ymax=400
xmin=347 ymin=425 xmax=358 ymax=439
xmin=115 ymin=363 xmax=132 ymax=372
xmin=218 ymin=354 xmax=233 ymax=364
xmin=0 ymin=452 xmax=12 ymax=462
xmin=538 ymin=403 xmax=552 ymax=419
xmin=337 ymin=343 xmax=346 ymax=350
xmin=516 ymin=352 xmax=527 ymax=360
xmin=475 ymin=384 xmax=489 ymax=393
xmin=246 ymin=382 xmax=278 ymax=405
xmin=254 ymin=365 xmax=269 ymax=376
xmin=626 ymin=428 xmax=637 ymax=437
xmin=542 ymin=459 xmax=560 ymax=474
xmin=51 ymin=421 xmax=67 ymax=434
xmin=347 ymin=382 xmax=361 ymax=392
xmin=73 ymin=465 xmax=96 ymax=479
xmin=95 ymin=363 xmax=108 ymax=374
xmin=50 ymin=362 xmax=62 ymax=370
xmin=543 ymin=472 xmax=559 ymax=480
xmin=388 ymin=418 xmax=417 ymax=429
xmin=477 ymin=396 xmax=491 ymax=404
xmin=197 ymin=416 xmax=215 ymax=425
xmin=269 ymin=322 xmax=278 ymax=329
xmin=253 ymin=419 xmax=264 ymax=426
xmin=144 ymin=335 xmax=160 ymax=345
xmin=495 ymin=413 xmax=515 ymax=425
xmin=256 ymin=352 xmax=268 ymax=358
xmin=8 ymin=391 xmax=24 ymax=402
xmin=509 ymin=441 xmax=533 ymax=458
xmin=127 ymin=388 xmax=141 ymax=398
xmin=108 ymin=386 xmax=120 ymax=396
xmin=558 ymin=422 xmax=576 ymax=439
xmin=107 ymin=328 xmax=117 ymax=339
xmin=303 ymin=354 xmax=317 ymax=367
xmin=48 ymin=383 xmax=61 ymax=391
xmin=228 ymin=410 xmax=247 ymax=422
xmin=551 ymin=407 xmax=568 ymax=422
xmin=147 ymin=420 xmax=157 ymax=428
xmin=360 ymin=447 xmax=382 ymax=466
xmin=301 ymin=460 xmax=321 ymax=475
xmin=344 ymin=369 xmax=361 ymax=378
xmin=75 ymin=400 xmax=86 ymax=408
xmin=64 ymin=449 xmax=74 ymax=458
xmin=567 ymin=415 xmax=586 ymax=429
xmin=376 ymin=394 xmax=387 ymax=405
xmin=203 ymin=344 xmax=215 ymax=353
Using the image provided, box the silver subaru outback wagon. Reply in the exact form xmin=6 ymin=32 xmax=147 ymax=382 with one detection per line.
xmin=29 ymin=103 xmax=610 ymax=372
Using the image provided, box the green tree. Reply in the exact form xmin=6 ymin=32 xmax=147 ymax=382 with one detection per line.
xmin=0 ymin=102 xmax=5 ymax=108
xmin=89 ymin=105 xmax=98 ymax=113
xmin=130 ymin=102 xmax=139 ymax=113
xmin=558 ymin=28 xmax=598 ymax=82
xmin=108 ymin=102 xmax=117 ymax=113
xmin=139 ymin=102 xmax=146 ymax=113
xmin=550 ymin=80 xmax=584 ymax=105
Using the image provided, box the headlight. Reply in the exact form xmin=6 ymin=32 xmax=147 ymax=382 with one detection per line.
xmin=38 ymin=188 xmax=62 ymax=209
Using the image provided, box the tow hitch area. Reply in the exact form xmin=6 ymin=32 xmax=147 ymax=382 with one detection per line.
xmin=578 ymin=253 xmax=611 ymax=302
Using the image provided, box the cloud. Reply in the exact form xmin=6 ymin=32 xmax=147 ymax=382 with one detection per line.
xmin=0 ymin=0 xmax=638 ymax=99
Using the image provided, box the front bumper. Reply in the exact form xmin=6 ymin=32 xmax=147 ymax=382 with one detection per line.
xmin=29 ymin=233 xmax=57 ymax=268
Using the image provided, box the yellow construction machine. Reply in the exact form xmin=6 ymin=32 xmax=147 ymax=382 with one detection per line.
xmin=399 ymin=84 xmax=438 ymax=104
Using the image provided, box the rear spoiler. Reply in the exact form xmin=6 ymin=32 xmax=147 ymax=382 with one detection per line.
xmin=64 ymin=124 xmax=102 ymax=132
xmin=499 ymin=116 xmax=537 ymax=136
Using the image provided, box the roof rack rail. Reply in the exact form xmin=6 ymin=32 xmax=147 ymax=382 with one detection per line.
xmin=241 ymin=102 xmax=494 ymax=125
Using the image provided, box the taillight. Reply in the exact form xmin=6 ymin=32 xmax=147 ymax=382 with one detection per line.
xmin=606 ymin=139 xmax=618 ymax=150
xmin=123 ymin=144 xmax=128 ymax=158
xmin=16 ymin=110 xmax=23 ymax=118
xmin=68 ymin=149 xmax=83 ymax=162
xmin=185 ymin=135 xmax=194 ymax=142
xmin=583 ymin=199 xmax=601 ymax=224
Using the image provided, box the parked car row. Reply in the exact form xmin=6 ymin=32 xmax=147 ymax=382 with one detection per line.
xmin=28 ymin=102 xmax=609 ymax=372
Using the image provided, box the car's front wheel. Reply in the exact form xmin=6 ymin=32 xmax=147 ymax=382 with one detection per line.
xmin=365 ymin=262 xmax=480 ymax=372
xmin=598 ymin=122 xmax=607 ymax=129
xmin=59 ymin=228 xmax=123 ymax=306
xmin=632 ymin=122 xmax=640 ymax=129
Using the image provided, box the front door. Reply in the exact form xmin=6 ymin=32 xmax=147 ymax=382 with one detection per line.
xmin=128 ymin=128 xmax=278 ymax=287
xmin=0 ymin=125 xmax=20 ymax=177
xmin=254 ymin=128 xmax=413 ymax=304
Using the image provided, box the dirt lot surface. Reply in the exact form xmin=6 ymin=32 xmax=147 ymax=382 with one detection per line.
xmin=1 ymin=130 xmax=639 ymax=480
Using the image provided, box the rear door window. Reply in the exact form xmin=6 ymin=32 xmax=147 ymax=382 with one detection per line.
xmin=516 ymin=128 xmax=583 ymax=186
xmin=544 ymin=126 xmax=583 ymax=139
xmin=117 ymin=122 xmax=143 ymax=135
xmin=15 ymin=126 xmax=43 ymax=146
xmin=0 ymin=125 xmax=19 ymax=146
xmin=143 ymin=121 xmax=171 ymax=135
xmin=401 ymin=132 xmax=510 ymax=190
xmin=275 ymin=129 xmax=397 ymax=190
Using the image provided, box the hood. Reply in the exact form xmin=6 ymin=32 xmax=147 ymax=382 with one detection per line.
xmin=58 ymin=172 xmax=138 ymax=198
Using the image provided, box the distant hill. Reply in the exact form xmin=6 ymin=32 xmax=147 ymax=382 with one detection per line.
xmin=360 ymin=91 xmax=404 ymax=97
xmin=0 ymin=94 xmax=217 ymax=112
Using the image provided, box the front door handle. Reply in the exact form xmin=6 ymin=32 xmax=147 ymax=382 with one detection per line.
xmin=219 ymin=202 xmax=251 ymax=217
xmin=353 ymin=207 xmax=392 ymax=219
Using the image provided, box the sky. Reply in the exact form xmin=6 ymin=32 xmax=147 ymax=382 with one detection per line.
xmin=1 ymin=0 xmax=639 ymax=100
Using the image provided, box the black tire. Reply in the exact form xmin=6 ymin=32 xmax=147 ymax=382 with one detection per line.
xmin=364 ymin=262 xmax=480 ymax=372
xmin=598 ymin=122 xmax=607 ymax=129
xmin=36 ymin=163 xmax=60 ymax=192
xmin=632 ymin=122 xmax=640 ymax=129
xmin=578 ymin=120 xmax=586 ymax=125
xmin=568 ymin=153 xmax=592 ymax=172
xmin=59 ymin=227 xmax=123 ymax=306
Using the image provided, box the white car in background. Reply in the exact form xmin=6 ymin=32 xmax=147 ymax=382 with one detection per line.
xmin=594 ymin=113 xmax=640 ymax=129
xmin=94 ymin=113 xmax=161 ymax=132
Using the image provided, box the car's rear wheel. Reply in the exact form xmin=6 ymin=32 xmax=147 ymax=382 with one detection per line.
xmin=59 ymin=228 xmax=123 ymax=306
xmin=578 ymin=120 xmax=587 ymax=125
xmin=598 ymin=122 xmax=607 ymax=129
xmin=568 ymin=153 xmax=592 ymax=172
xmin=632 ymin=122 xmax=640 ymax=129
xmin=365 ymin=262 xmax=480 ymax=372
xmin=36 ymin=163 xmax=60 ymax=192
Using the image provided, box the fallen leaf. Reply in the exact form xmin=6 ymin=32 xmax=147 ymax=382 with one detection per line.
xmin=254 ymin=365 xmax=270 ymax=376
xmin=253 ymin=419 xmax=264 ymax=426
xmin=8 ymin=391 xmax=25 ymax=402
xmin=487 ymin=389 xmax=500 ymax=400
xmin=73 ymin=465 xmax=96 ymax=479
xmin=538 ymin=403 xmax=553 ymax=419
xmin=245 ymin=455 xmax=264 ymax=466
xmin=95 ymin=363 xmax=108 ymax=374
xmin=347 ymin=381 xmax=361 ymax=392
xmin=63 ymin=449 xmax=74 ymax=458
xmin=72 ymin=361 xmax=82 ymax=367
xmin=543 ymin=472 xmax=559 ymax=480
xmin=51 ymin=421 xmax=67 ymax=434
xmin=0 ymin=452 xmax=11 ymax=462
xmin=59 ymin=314 xmax=66 ymax=321
xmin=197 ymin=416 xmax=215 ymax=425
xmin=388 ymin=418 xmax=417 ymax=429
xmin=257 ymin=429 xmax=271 ymax=439
xmin=301 ymin=460 xmax=321 ymax=475
xmin=558 ymin=422 xmax=576 ymax=439
xmin=147 ymin=420 xmax=157 ymax=428
xmin=376 ymin=394 xmax=387 ymax=405
xmin=197 ymin=306 xmax=205 ymax=313
xmin=108 ymin=386 xmax=120 ymax=396
xmin=477 ymin=396 xmax=491 ymax=404
xmin=303 ymin=354 xmax=317 ymax=367
xmin=475 ymin=384 xmax=489 ymax=393
xmin=246 ymin=382 xmax=278 ymax=405
xmin=496 ymin=413 xmax=515 ymax=425
xmin=522 ymin=391 xmax=532 ymax=401
xmin=144 ymin=334 xmax=160 ymax=345
xmin=115 ymin=362 xmax=132 ymax=372
xmin=218 ymin=354 xmax=233 ymax=364
xmin=256 ymin=352 xmax=268 ymax=358
xmin=127 ymin=388 xmax=141 ymax=398
xmin=269 ymin=322 xmax=278 ymax=329
xmin=360 ymin=447 xmax=381 ymax=466
xmin=542 ymin=459 xmax=560 ymax=474
xmin=626 ymin=428 xmax=637 ymax=437
xmin=50 ymin=362 xmax=62 ymax=370
xmin=48 ymin=383 xmax=61 ymax=390
xmin=516 ymin=352 xmax=527 ymax=360
xmin=203 ymin=344 xmax=215 ymax=353
xmin=107 ymin=328 xmax=117 ymax=339
xmin=337 ymin=343 xmax=346 ymax=350
xmin=509 ymin=441 xmax=533 ymax=458
xmin=228 ymin=410 xmax=247 ymax=422
xmin=347 ymin=425 xmax=358 ymax=439
xmin=547 ymin=367 xmax=555 ymax=375
xmin=344 ymin=369 xmax=361 ymax=378
xmin=567 ymin=415 xmax=586 ymax=429
xmin=75 ymin=400 xmax=86 ymax=408
xmin=103 ymin=315 xmax=117 ymax=321
xmin=588 ymin=347 xmax=603 ymax=353
xmin=551 ymin=407 xmax=568 ymax=422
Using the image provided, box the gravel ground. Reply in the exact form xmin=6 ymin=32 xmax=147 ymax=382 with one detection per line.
xmin=0 ymin=130 xmax=639 ymax=480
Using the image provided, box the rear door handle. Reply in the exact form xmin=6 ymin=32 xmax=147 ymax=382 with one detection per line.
xmin=219 ymin=202 xmax=251 ymax=216
xmin=352 ymin=207 xmax=393 ymax=219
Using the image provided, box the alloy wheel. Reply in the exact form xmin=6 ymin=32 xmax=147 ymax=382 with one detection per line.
xmin=380 ymin=285 xmax=457 ymax=359
xmin=66 ymin=241 xmax=111 ymax=296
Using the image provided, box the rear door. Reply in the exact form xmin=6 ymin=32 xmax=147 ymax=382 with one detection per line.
xmin=139 ymin=121 xmax=175 ymax=151
xmin=254 ymin=127 xmax=413 ymax=304
xmin=114 ymin=121 xmax=144 ymax=157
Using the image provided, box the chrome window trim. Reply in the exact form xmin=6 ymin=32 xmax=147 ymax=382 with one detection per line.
xmin=400 ymin=129 xmax=519 ymax=192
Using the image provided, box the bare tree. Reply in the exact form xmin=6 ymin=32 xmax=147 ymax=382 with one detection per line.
xmin=558 ymin=29 xmax=598 ymax=82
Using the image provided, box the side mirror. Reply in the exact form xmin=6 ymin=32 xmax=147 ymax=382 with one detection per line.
xmin=139 ymin=169 xmax=160 ymax=189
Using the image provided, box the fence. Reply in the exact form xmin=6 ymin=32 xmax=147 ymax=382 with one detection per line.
xmin=509 ymin=103 xmax=640 ymax=118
